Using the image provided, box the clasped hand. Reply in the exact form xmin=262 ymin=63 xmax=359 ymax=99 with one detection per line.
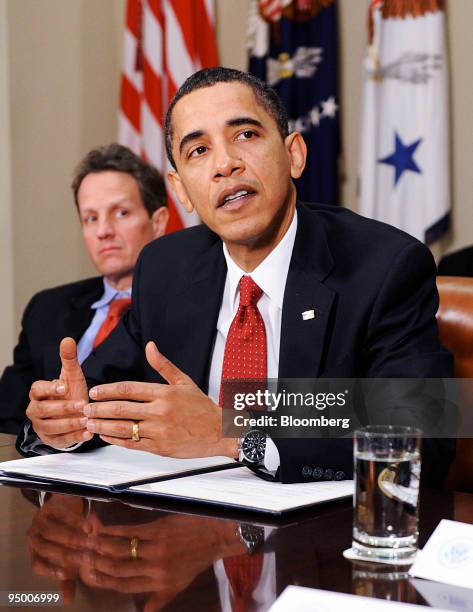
xmin=27 ymin=338 xmax=237 ymax=458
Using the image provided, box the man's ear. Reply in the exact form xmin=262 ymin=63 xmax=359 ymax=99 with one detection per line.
xmin=167 ymin=170 xmax=194 ymax=213
xmin=285 ymin=132 xmax=307 ymax=180
xmin=150 ymin=206 xmax=169 ymax=239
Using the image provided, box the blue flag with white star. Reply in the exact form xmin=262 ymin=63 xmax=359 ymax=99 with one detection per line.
xmin=248 ymin=0 xmax=340 ymax=205
xmin=358 ymin=0 xmax=450 ymax=244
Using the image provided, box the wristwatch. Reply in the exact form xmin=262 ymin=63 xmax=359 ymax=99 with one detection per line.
xmin=238 ymin=429 xmax=267 ymax=466
xmin=237 ymin=523 xmax=265 ymax=554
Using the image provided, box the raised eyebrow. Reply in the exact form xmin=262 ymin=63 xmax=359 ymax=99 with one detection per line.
xmin=226 ymin=117 xmax=264 ymax=130
xmin=179 ymin=130 xmax=205 ymax=157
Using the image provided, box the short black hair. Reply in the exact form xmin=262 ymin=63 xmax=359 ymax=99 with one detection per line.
xmin=164 ymin=67 xmax=289 ymax=169
xmin=72 ymin=143 xmax=167 ymax=216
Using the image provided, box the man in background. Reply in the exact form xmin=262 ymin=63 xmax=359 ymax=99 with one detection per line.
xmin=0 ymin=143 xmax=168 ymax=434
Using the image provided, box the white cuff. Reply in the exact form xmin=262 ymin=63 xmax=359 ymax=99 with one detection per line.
xmin=49 ymin=441 xmax=85 ymax=452
xmin=263 ymin=437 xmax=280 ymax=473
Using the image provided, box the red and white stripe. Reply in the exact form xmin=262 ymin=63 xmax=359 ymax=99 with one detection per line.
xmin=118 ymin=0 xmax=218 ymax=233
xmin=259 ymin=0 xmax=283 ymax=22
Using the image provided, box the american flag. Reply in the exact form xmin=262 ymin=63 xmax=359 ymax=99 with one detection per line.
xmin=118 ymin=0 xmax=218 ymax=233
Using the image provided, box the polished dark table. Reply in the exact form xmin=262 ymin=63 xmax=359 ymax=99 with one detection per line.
xmin=1 ymin=433 xmax=472 ymax=612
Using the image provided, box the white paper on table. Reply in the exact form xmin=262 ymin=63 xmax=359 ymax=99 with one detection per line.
xmin=409 ymin=519 xmax=473 ymax=591
xmin=410 ymin=577 xmax=473 ymax=612
xmin=130 ymin=466 xmax=353 ymax=513
xmin=269 ymin=585 xmax=451 ymax=612
xmin=0 ymin=446 xmax=234 ymax=488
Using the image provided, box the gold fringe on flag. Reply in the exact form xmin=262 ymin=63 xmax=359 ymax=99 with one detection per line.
xmin=282 ymin=0 xmax=334 ymax=23
xmin=369 ymin=0 xmax=444 ymax=44
xmin=381 ymin=0 xmax=444 ymax=19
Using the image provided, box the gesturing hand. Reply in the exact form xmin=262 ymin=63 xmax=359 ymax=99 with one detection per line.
xmin=80 ymin=513 xmax=245 ymax=609
xmin=28 ymin=493 xmax=88 ymax=604
xmin=84 ymin=342 xmax=238 ymax=459
xmin=26 ymin=337 xmax=92 ymax=448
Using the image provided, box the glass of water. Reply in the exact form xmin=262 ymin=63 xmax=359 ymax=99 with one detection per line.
xmin=351 ymin=425 xmax=421 ymax=564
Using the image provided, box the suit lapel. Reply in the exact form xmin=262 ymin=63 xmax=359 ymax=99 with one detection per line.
xmin=43 ymin=278 xmax=103 ymax=378
xmin=278 ymin=204 xmax=336 ymax=378
xmin=166 ymin=240 xmax=227 ymax=390
xmin=63 ymin=280 xmax=104 ymax=341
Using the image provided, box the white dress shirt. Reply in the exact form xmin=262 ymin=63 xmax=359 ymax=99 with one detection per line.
xmin=208 ymin=210 xmax=298 ymax=473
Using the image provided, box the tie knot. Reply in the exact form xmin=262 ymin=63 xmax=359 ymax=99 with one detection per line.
xmin=108 ymin=297 xmax=131 ymax=317
xmin=239 ymin=276 xmax=263 ymax=307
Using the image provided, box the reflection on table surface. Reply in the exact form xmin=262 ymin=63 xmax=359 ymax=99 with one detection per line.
xmin=1 ymin=434 xmax=473 ymax=611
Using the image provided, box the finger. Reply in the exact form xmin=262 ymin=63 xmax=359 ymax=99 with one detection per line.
xmin=31 ymin=554 xmax=75 ymax=581
xmin=88 ymin=553 xmax=150 ymax=579
xmin=59 ymin=338 xmax=88 ymax=401
xmin=82 ymin=566 xmax=154 ymax=593
xmin=29 ymin=534 xmax=84 ymax=568
xmin=60 ymin=579 xmax=77 ymax=606
xmin=98 ymin=434 xmax=186 ymax=457
xmin=38 ymin=417 xmax=88 ymax=436
xmin=98 ymin=435 xmax=155 ymax=452
xmin=59 ymin=337 xmax=80 ymax=376
xmin=31 ymin=518 xmax=88 ymax=550
xmin=85 ymin=401 xmax=152 ymax=420
xmin=40 ymin=430 xmax=93 ymax=448
xmin=27 ymin=400 xmax=86 ymax=419
xmin=87 ymin=419 xmax=147 ymax=439
xmin=42 ymin=502 xmax=87 ymax=531
xmin=89 ymin=381 xmax=162 ymax=403
xmin=88 ymin=534 xmax=156 ymax=560
xmin=145 ymin=341 xmax=194 ymax=386
xmin=30 ymin=380 xmax=68 ymax=401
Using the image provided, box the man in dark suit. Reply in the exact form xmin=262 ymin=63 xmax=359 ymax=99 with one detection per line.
xmin=438 ymin=246 xmax=473 ymax=277
xmin=23 ymin=69 xmax=453 ymax=485
xmin=1 ymin=144 xmax=168 ymax=435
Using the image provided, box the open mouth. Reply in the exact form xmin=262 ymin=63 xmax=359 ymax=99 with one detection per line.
xmin=217 ymin=187 xmax=256 ymax=209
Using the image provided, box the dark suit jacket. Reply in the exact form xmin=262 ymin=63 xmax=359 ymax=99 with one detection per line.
xmin=438 ymin=246 xmax=473 ymax=277
xmin=74 ymin=203 xmax=453 ymax=486
xmin=0 ymin=277 xmax=103 ymax=434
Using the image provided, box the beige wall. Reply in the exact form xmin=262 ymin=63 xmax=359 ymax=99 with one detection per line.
xmin=0 ymin=0 xmax=15 ymax=367
xmin=1 ymin=0 xmax=472 ymax=368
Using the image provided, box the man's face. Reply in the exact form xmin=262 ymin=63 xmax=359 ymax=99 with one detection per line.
xmin=168 ymin=82 xmax=306 ymax=248
xmin=77 ymin=171 xmax=166 ymax=285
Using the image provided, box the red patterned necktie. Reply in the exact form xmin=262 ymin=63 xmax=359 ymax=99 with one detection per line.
xmin=93 ymin=297 xmax=131 ymax=348
xmin=220 ymin=276 xmax=266 ymax=605
xmin=219 ymin=275 xmax=267 ymax=406
xmin=223 ymin=554 xmax=264 ymax=612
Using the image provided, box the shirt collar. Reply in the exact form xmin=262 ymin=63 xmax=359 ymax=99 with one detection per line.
xmin=222 ymin=209 xmax=298 ymax=311
xmin=91 ymin=278 xmax=132 ymax=310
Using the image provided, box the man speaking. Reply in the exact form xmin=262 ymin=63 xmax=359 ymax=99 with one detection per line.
xmin=22 ymin=68 xmax=453 ymax=485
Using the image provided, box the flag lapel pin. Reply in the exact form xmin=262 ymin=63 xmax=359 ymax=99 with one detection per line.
xmin=302 ymin=309 xmax=316 ymax=321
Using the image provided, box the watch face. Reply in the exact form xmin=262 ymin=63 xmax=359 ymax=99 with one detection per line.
xmin=239 ymin=523 xmax=264 ymax=549
xmin=242 ymin=430 xmax=267 ymax=464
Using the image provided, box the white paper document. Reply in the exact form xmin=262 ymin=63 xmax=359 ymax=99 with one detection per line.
xmin=269 ymin=586 xmax=451 ymax=612
xmin=409 ymin=519 xmax=473 ymax=591
xmin=0 ymin=446 xmax=234 ymax=489
xmin=130 ymin=466 xmax=353 ymax=513
xmin=410 ymin=577 xmax=473 ymax=612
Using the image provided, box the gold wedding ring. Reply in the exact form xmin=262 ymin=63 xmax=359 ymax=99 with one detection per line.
xmin=130 ymin=536 xmax=139 ymax=560
xmin=132 ymin=421 xmax=140 ymax=442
